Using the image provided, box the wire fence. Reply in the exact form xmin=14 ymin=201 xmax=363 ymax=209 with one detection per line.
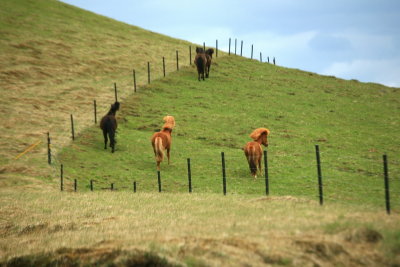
xmin=50 ymin=136 xmax=399 ymax=214
xmin=15 ymin=37 xmax=396 ymax=214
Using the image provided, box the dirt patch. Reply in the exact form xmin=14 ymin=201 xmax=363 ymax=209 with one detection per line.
xmin=344 ymin=227 xmax=383 ymax=243
xmin=2 ymin=247 xmax=178 ymax=267
xmin=18 ymin=223 xmax=49 ymax=236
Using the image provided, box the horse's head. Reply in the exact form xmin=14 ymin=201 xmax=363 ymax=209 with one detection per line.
xmin=196 ymin=47 xmax=204 ymax=54
xmin=206 ymin=48 xmax=214 ymax=58
xmin=163 ymin=116 xmax=175 ymax=129
xmin=250 ymin=128 xmax=270 ymax=147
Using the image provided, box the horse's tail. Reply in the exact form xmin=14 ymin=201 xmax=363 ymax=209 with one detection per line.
xmin=247 ymin=146 xmax=258 ymax=177
xmin=154 ymin=136 xmax=164 ymax=165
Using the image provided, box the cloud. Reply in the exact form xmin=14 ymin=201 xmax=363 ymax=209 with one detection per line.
xmin=322 ymin=59 xmax=400 ymax=87
xmin=309 ymin=33 xmax=352 ymax=52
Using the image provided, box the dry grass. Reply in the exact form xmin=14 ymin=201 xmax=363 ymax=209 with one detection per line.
xmin=1 ymin=190 xmax=399 ymax=266
xmin=0 ymin=0 xmax=207 ymax=181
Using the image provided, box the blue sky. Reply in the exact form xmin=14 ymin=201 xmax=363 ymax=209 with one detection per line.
xmin=61 ymin=0 xmax=400 ymax=87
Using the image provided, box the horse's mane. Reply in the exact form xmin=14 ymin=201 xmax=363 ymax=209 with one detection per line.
xmin=249 ymin=128 xmax=270 ymax=140
xmin=162 ymin=115 xmax=175 ymax=130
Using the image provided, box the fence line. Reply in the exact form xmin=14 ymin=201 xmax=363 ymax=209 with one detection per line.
xmin=55 ymin=145 xmax=398 ymax=213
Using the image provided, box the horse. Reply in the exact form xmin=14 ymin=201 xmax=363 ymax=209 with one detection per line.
xmin=151 ymin=116 xmax=175 ymax=170
xmin=194 ymin=47 xmax=206 ymax=81
xmin=205 ymin=48 xmax=214 ymax=78
xmin=100 ymin=101 xmax=120 ymax=153
xmin=243 ymin=128 xmax=270 ymax=178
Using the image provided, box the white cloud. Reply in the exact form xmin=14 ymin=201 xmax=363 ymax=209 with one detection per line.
xmin=322 ymin=59 xmax=400 ymax=87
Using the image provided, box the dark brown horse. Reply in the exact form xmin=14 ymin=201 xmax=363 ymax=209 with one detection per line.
xmin=205 ymin=48 xmax=214 ymax=78
xmin=151 ymin=116 xmax=175 ymax=170
xmin=100 ymin=101 xmax=120 ymax=153
xmin=243 ymin=128 xmax=270 ymax=178
xmin=194 ymin=47 xmax=206 ymax=81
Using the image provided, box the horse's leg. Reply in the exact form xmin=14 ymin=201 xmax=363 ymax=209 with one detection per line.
xmin=109 ymin=128 xmax=115 ymax=153
xmin=103 ymin=129 xmax=108 ymax=149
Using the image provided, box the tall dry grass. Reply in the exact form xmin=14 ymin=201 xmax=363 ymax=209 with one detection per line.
xmin=1 ymin=190 xmax=399 ymax=266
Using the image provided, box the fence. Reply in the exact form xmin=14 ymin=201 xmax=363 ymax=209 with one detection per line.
xmin=56 ymin=144 xmax=399 ymax=214
xmin=33 ymin=38 xmax=397 ymax=215
xmin=43 ymin=37 xmax=274 ymax=166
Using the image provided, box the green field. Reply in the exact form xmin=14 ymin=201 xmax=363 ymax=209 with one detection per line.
xmin=1 ymin=0 xmax=400 ymax=266
xmin=56 ymin=55 xmax=399 ymax=209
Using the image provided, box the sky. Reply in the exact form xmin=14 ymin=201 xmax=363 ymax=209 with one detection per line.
xmin=61 ymin=0 xmax=400 ymax=88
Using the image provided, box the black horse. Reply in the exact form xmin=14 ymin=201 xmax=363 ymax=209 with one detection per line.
xmin=205 ymin=48 xmax=214 ymax=78
xmin=100 ymin=101 xmax=120 ymax=153
xmin=194 ymin=47 xmax=206 ymax=81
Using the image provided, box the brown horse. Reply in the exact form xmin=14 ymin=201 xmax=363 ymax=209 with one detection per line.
xmin=205 ymin=48 xmax=214 ymax=78
xmin=151 ymin=116 xmax=175 ymax=170
xmin=100 ymin=101 xmax=120 ymax=153
xmin=243 ymin=128 xmax=270 ymax=178
xmin=194 ymin=47 xmax=206 ymax=81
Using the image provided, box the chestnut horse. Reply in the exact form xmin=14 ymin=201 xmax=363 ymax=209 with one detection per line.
xmin=205 ymin=48 xmax=214 ymax=78
xmin=100 ymin=101 xmax=120 ymax=153
xmin=243 ymin=128 xmax=270 ymax=178
xmin=151 ymin=116 xmax=175 ymax=170
xmin=194 ymin=47 xmax=206 ymax=81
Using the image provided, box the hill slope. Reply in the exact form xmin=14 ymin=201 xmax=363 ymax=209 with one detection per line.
xmin=0 ymin=0 xmax=198 ymax=183
xmin=57 ymin=55 xmax=400 ymax=208
xmin=1 ymin=1 xmax=400 ymax=266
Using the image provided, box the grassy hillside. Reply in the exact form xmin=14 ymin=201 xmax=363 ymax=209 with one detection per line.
xmin=56 ymin=55 xmax=400 ymax=208
xmin=0 ymin=0 xmax=200 ymax=183
xmin=1 ymin=0 xmax=400 ymax=266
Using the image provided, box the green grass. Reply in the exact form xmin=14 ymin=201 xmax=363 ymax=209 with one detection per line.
xmin=56 ymin=55 xmax=400 ymax=209
xmin=1 ymin=0 xmax=400 ymax=265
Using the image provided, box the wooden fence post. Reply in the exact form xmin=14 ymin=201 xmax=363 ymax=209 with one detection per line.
xmin=47 ymin=132 xmax=51 ymax=164
xmin=133 ymin=69 xmax=137 ymax=92
xmin=383 ymin=154 xmax=391 ymax=214
xmin=315 ymin=145 xmax=323 ymax=205
xmin=157 ymin=171 xmax=162 ymax=192
xmin=264 ymin=150 xmax=269 ymax=195
xmin=163 ymin=57 xmax=166 ymax=77
xmin=114 ymin=82 xmax=118 ymax=102
xmin=70 ymin=114 xmax=75 ymax=141
xmin=60 ymin=164 xmax=63 ymax=191
xmin=147 ymin=62 xmax=150 ymax=84
xmin=187 ymin=158 xmax=192 ymax=193
xmin=221 ymin=152 xmax=227 ymax=195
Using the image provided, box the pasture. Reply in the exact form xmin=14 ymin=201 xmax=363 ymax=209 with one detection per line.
xmin=1 ymin=0 xmax=400 ymax=266
xmin=56 ymin=55 xmax=399 ymax=209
